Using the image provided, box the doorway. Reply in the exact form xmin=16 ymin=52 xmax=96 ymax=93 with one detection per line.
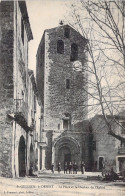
xmin=58 ymin=147 xmax=71 ymax=169
xmin=64 ymin=153 xmax=71 ymax=165
xmin=18 ymin=136 xmax=26 ymax=177
xmin=30 ymin=143 xmax=34 ymax=168
xmin=98 ymin=156 xmax=104 ymax=171
xmin=118 ymin=157 xmax=125 ymax=172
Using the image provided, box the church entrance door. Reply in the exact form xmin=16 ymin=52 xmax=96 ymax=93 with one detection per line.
xmin=64 ymin=153 xmax=71 ymax=165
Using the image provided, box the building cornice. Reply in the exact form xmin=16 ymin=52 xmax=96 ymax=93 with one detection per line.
xmin=18 ymin=1 xmax=33 ymax=41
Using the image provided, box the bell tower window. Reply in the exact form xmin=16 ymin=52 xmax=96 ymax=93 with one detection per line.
xmin=63 ymin=113 xmax=71 ymax=130
xmin=63 ymin=120 xmax=68 ymax=130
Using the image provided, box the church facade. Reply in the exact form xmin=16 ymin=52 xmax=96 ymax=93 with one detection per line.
xmin=36 ymin=24 xmax=91 ymax=170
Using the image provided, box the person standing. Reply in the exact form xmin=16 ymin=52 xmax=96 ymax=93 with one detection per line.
xmin=51 ymin=163 xmax=54 ymax=173
xmin=75 ymin=162 xmax=78 ymax=174
xmin=64 ymin=162 xmax=68 ymax=174
xmin=81 ymin=161 xmax=85 ymax=174
xmin=58 ymin=162 xmax=61 ymax=173
xmin=73 ymin=162 xmax=75 ymax=174
xmin=73 ymin=162 xmax=78 ymax=174
xmin=69 ymin=162 xmax=72 ymax=174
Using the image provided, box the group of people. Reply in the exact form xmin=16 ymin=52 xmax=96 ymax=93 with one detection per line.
xmin=51 ymin=161 xmax=85 ymax=174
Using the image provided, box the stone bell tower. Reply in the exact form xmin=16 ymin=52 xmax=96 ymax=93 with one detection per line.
xmin=36 ymin=24 xmax=89 ymax=170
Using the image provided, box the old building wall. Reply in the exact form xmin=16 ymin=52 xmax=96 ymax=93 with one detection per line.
xmin=12 ymin=1 xmax=30 ymax=177
xmin=36 ymin=35 xmax=45 ymax=107
xmin=0 ymin=1 xmax=14 ymax=177
xmin=0 ymin=0 xmax=34 ymax=178
xmin=14 ymin=1 xmax=29 ymax=106
xmin=91 ymin=116 xmax=121 ymax=171
xmin=45 ymin=121 xmax=90 ymax=170
xmin=43 ymin=25 xmax=88 ymax=131
xmin=12 ymin=123 xmax=27 ymax=177
xmin=36 ymin=25 xmax=89 ymax=170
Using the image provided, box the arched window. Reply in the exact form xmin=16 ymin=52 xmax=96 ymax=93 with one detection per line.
xmin=70 ymin=43 xmax=78 ymax=61
xmin=63 ymin=113 xmax=71 ymax=130
xmin=57 ymin=40 xmax=64 ymax=54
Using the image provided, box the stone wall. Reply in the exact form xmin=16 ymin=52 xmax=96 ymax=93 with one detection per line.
xmin=0 ymin=1 xmax=14 ymax=177
xmin=36 ymin=25 xmax=89 ymax=170
xmin=0 ymin=0 xmax=33 ymax=178
xmin=44 ymin=26 xmax=88 ymax=130
xmin=36 ymin=34 xmax=45 ymax=106
xmin=36 ymin=25 xmax=88 ymax=131
xmin=45 ymin=120 xmax=90 ymax=170
xmin=91 ymin=115 xmax=121 ymax=171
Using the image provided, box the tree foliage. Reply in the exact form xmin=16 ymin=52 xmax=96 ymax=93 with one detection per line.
xmin=66 ymin=0 xmax=125 ymax=142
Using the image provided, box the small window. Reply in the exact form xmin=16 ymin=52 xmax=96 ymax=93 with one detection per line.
xmin=70 ymin=43 xmax=78 ymax=61
xmin=66 ymin=79 xmax=70 ymax=89
xmin=58 ymin=124 xmax=60 ymax=130
xmin=63 ymin=120 xmax=68 ymax=130
xmin=64 ymin=27 xmax=70 ymax=38
xmin=57 ymin=40 xmax=64 ymax=54
xmin=63 ymin=113 xmax=71 ymax=130
xmin=21 ymin=18 xmax=24 ymax=44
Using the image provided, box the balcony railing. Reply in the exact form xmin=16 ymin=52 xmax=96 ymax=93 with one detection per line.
xmin=14 ymin=99 xmax=28 ymax=122
xmin=12 ymin=99 xmax=33 ymax=132
xmin=118 ymin=147 xmax=125 ymax=154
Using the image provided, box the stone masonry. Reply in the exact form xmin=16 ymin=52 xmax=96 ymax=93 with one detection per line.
xmin=0 ymin=1 xmax=40 ymax=178
xmin=0 ymin=1 xmax=14 ymax=177
xmin=36 ymin=25 xmax=89 ymax=170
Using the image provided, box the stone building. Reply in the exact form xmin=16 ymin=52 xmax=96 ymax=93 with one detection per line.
xmin=0 ymin=0 xmax=42 ymax=177
xmin=90 ymin=115 xmax=125 ymax=174
xmin=36 ymin=24 xmax=90 ymax=170
xmin=27 ymin=70 xmax=44 ymax=173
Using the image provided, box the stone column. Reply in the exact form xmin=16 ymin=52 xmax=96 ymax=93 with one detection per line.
xmin=41 ymin=147 xmax=46 ymax=170
xmin=52 ymin=146 xmax=55 ymax=164
xmin=38 ymin=147 xmax=41 ymax=171
xmin=116 ymin=156 xmax=119 ymax=173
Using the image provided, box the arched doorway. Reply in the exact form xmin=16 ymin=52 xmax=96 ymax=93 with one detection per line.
xmin=58 ymin=146 xmax=71 ymax=168
xmin=53 ymin=136 xmax=80 ymax=170
xmin=18 ymin=136 xmax=26 ymax=177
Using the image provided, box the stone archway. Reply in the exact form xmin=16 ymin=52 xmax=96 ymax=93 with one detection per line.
xmin=18 ymin=136 xmax=26 ymax=177
xmin=58 ymin=146 xmax=71 ymax=168
xmin=53 ymin=136 xmax=81 ymax=170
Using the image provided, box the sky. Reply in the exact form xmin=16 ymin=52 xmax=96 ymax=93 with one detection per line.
xmin=26 ymin=0 xmax=70 ymax=73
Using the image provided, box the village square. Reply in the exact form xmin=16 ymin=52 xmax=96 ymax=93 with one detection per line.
xmin=0 ymin=0 xmax=125 ymax=195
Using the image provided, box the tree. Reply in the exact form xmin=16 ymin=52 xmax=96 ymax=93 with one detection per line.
xmin=65 ymin=0 xmax=125 ymax=142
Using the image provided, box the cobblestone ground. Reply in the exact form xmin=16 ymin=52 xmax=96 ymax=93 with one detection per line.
xmin=0 ymin=172 xmax=125 ymax=196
